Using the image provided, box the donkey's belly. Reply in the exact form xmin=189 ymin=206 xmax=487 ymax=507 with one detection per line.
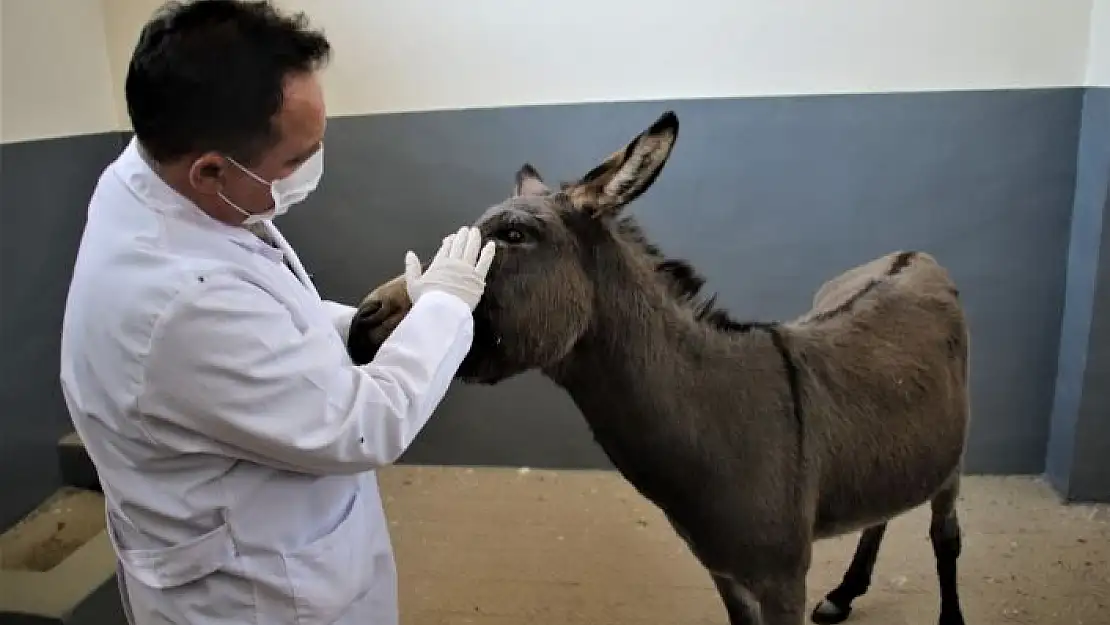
xmin=812 ymin=446 xmax=963 ymax=539
xmin=814 ymin=502 xmax=925 ymax=539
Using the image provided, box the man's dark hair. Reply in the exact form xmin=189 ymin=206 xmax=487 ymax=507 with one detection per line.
xmin=125 ymin=0 xmax=331 ymax=165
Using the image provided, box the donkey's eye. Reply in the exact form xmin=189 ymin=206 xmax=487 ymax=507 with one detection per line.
xmin=498 ymin=228 xmax=526 ymax=244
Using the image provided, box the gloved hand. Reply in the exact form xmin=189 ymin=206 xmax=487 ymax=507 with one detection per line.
xmin=404 ymin=226 xmax=496 ymax=310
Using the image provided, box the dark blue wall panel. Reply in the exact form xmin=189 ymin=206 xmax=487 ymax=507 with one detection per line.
xmin=6 ymin=87 xmax=1108 ymax=530
xmin=0 ymin=132 xmax=125 ymax=529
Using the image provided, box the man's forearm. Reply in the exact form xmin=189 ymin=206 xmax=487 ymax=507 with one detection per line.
xmin=321 ymin=299 xmax=358 ymax=343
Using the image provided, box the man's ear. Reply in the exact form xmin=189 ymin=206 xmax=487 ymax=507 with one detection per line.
xmin=188 ymin=152 xmax=231 ymax=195
xmin=513 ymin=163 xmax=550 ymax=197
xmin=563 ymin=110 xmax=679 ymax=218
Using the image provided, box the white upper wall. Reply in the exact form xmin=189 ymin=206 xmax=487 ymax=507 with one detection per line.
xmin=0 ymin=0 xmax=118 ymax=144
xmin=313 ymin=0 xmax=1095 ymax=118
xmin=105 ymin=0 xmax=1095 ymax=126
xmin=1088 ymin=0 xmax=1110 ymax=86
xmin=100 ymin=0 xmax=163 ymax=131
xmin=3 ymin=0 xmax=1106 ymax=142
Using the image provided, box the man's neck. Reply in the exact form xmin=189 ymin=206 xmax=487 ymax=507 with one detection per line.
xmin=135 ymin=141 xmax=179 ymax=190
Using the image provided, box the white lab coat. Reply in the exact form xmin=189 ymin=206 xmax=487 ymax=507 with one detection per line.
xmin=59 ymin=137 xmax=473 ymax=624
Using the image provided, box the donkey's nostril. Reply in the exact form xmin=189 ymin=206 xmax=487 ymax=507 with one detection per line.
xmin=356 ymin=301 xmax=383 ymax=322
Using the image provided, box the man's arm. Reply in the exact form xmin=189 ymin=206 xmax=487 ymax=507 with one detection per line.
xmin=137 ymin=268 xmax=472 ymax=475
xmin=320 ymin=299 xmax=358 ymax=344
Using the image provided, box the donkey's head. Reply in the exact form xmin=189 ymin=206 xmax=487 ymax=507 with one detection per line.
xmin=349 ymin=111 xmax=681 ymax=383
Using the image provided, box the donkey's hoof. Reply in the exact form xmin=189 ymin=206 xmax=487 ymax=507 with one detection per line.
xmin=811 ymin=599 xmax=851 ymax=624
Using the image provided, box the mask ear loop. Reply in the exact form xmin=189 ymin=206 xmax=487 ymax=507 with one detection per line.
xmin=224 ymin=155 xmax=273 ymax=188
xmin=220 ymin=155 xmax=279 ymax=222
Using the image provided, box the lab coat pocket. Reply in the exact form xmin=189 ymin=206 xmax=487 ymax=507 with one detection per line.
xmin=280 ymin=484 xmax=378 ymax=624
xmin=107 ymin=511 xmax=236 ymax=590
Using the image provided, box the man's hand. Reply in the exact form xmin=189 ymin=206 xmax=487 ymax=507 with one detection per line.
xmin=404 ymin=226 xmax=495 ymax=311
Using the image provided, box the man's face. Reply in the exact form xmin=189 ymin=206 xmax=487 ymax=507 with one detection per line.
xmin=189 ymin=70 xmax=328 ymax=216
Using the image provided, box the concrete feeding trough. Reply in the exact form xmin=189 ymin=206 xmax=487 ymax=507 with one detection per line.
xmin=0 ymin=433 xmax=126 ymax=624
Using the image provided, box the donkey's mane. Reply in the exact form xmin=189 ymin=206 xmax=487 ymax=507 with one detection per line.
xmin=613 ymin=214 xmax=759 ymax=333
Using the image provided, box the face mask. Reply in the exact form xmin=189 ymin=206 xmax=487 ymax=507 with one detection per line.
xmin=219 ymin=145 xmax=324 ymax=225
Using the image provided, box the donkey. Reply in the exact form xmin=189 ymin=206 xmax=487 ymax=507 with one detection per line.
xmin=346 ymin=111 xmax=971 ymax=625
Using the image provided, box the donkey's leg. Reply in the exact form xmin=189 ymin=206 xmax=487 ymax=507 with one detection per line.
xmin=712 ymin=573 xmax=763 ymax=625
xmin=929 ymin=481 xmax=967 ymax=625
xmin=810 ymin=523 xmax=888 ymax=624
xmin=714 ymin=570 xmax=807 ymax=625
xmin=755 ymin=572 xmax=808 ymax=625
xmin=714 ymin=552 xmax=812 ymax=625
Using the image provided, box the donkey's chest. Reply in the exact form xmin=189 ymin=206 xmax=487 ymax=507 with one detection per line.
xmin=582 ymin=408 xmax=772 ymax=536
xmin=582 ymin=411 xmax=708 ymax=512
xmin=588 ymin=422 xmax=689 ymax=496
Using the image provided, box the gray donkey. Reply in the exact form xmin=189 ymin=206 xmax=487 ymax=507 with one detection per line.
xmin=346 ymin=111 xmax=971 ymax=625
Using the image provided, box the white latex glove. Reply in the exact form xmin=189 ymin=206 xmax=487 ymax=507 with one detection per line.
xmin=404 ymin=226 xmax=496 ymax=310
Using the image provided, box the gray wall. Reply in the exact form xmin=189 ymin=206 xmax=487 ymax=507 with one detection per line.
xmin=1046 ymin=87 xmax=1110 ymax=503
xmin=0 ymin=132 xmax=126 ymax=530
xmin=3 ymin=87 xmax=1107 ymax=529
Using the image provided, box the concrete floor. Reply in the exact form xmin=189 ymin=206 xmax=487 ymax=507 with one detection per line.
xmin=3 ymin=466 xmax=1106 ymax=624
xmin=379 ymin=466 xmax=1110 ymax=625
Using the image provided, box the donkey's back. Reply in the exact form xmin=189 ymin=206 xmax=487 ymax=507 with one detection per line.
xmin=783 ymin=250 xmax=970 ymax=538
xmin=807 ymin=250 xmax=960 ymax=321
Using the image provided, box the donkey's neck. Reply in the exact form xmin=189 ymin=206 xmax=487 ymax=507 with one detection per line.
xmin=544 ymin=245 xmax=772 ymax=483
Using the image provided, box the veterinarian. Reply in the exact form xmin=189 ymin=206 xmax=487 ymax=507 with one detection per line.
xmin=58 ymin=1 xmax=494 ymax=623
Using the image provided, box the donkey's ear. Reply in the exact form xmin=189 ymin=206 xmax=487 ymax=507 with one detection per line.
xmin=513 ymin=163 xmax=551 ymax=197
xmin=564 ymin=110 xmax=679 ymax=218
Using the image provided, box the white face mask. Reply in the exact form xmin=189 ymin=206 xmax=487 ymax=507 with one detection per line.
xmin=220 ymin=145 xmax=324 ymax=225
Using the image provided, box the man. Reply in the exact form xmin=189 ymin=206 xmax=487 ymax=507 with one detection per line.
xmin=58 ymin=1 xmax=494 ymax=623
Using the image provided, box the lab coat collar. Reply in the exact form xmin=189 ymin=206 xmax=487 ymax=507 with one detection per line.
xmin=115 ymin=137 xmax=321 ymax=299
xmin=114 ymin=136 xmax=270 ymax=255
